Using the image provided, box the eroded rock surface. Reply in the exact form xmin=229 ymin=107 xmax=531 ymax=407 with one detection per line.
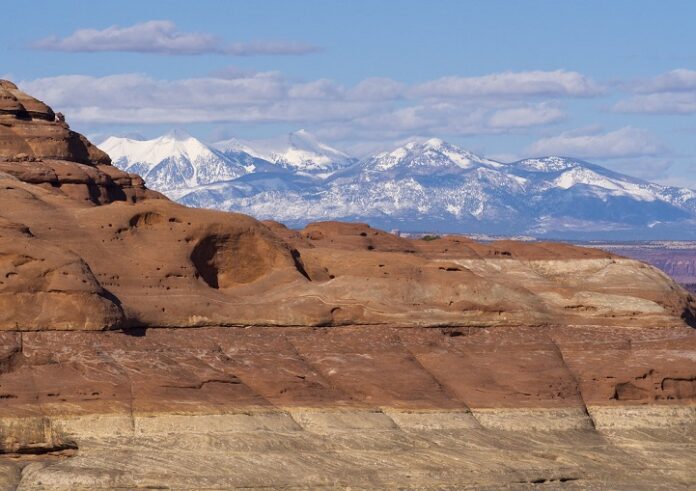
xmin=0 ymin=326 xmax=694 ymax=489
xmin=1 ymin=172 xmax=694 ymax=331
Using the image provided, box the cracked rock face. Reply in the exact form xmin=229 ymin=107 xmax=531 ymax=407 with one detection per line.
xmin=0 ymin=80 xmax=694 ymax=490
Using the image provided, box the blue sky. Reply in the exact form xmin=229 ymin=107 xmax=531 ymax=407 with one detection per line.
xmin=2 ymin=0 xmax=695 ymax=186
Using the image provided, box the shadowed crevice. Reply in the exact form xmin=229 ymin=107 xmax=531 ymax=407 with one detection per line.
xmin=682 ymin=306 xmax=696 ymax=329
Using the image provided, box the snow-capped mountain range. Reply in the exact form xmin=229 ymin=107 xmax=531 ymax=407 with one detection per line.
xmin=99 ymin=131 xmax=696 ymax=239
xmin=215 ymin=129 xmax=356 ymax=177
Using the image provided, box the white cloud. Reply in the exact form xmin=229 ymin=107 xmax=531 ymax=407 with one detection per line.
xmin=607 ymin=157 xmax=674 ymax=181
xmin=309 ymin=101 xmax=564 ymax=145
xmin=209 ymin=66 xmax=260 ymax=79
xmin=412 ymin=70 xmax=603 ymax=98
xmin=527 ymin=127 xmax=667 ymax=159
xmin=31 ymin=20 xmax=319 ymax=56
xmin=16 ymin=71 xmax=580 ymax=140
xmin=347 ymin=78 xmax=406 ymax=100
xmin=613 ymin=92 xmax=696 ymax=114
xmin=19 ymin=74 xmax=377 ymax=124
xmin=614 ymin=69 xmax=696 ymax=114
xmin=633 ymin=69 xmax=696 ymax=93
xmin=288 ymin=79 xmax=345 ymax=99
xmin=487 ymin=103 xmax=565 ymax=128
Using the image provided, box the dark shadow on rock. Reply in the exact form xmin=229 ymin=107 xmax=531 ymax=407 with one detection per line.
xmin=291 ymin=249 xmax=311 ymax=281
xmin=122 ymin=326 xmax=148 ymax=337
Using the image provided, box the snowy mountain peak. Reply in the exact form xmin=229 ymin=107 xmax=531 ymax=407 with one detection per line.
xmin=100 ymin=130 xmax=696 ymax=238
xmin=367 ymin=138 xmax=502 ymax=172
xmin=422 ymin=137 xmax=446 ymax=149
xmin=510 ymin=156 xmax=685 ymax=205
xmin=213 ymin=137 xmax=269 ymax=161
xmin=161 ymin=128 xmax=194 ymax=142
xmin=512 ymin=156 xmax=582 ymax=173
xmin=102 ymin=133 xmax=216 ymax=167
xmin=214 ymin=129 xmax=355 ymax=177
xmin=99 ymin=132 xmax=252 ymax=195
xmin=289 ymin=129 xmax=349 ymax=156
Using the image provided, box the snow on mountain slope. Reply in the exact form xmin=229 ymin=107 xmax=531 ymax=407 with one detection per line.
xmin=100 ymin=130 xmax=269 ymax=198
xmin=319 ymin=138 xmax=530 ymax=221
xmin=361 ymin=138 xmax=504 ymax=174
xmin=510 ymin=157 xmax=696 ymax=210
xmin=181 ymin=138 xmax=529 ymax=227
xmin=100 ymin=131 xmax=696 ymax=238
xmin=214 ymin=129 xmax=356 ymax=177
xmin=212 ymin=137 xmax=271 ymax=162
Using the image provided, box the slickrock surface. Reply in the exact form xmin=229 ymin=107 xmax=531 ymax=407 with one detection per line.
xmin=0 ymin=80 xmax=694 ymax=489
xmin=601 ymin=243 xmax=696 ymax=284
xmin=0 ymin=326 xmax=695 ymax=489
xmin=1 ymin=177 xmax=694 ymax=330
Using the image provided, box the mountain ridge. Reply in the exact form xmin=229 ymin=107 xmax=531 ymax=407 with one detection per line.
xmin=99 ymin=131 xmax=696 ymax=239
xmin=214 ymin=129 xmax=356 ymax=177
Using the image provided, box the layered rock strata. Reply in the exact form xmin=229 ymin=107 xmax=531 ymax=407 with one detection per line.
xmin=0 ymin=325 xmax=694 ymax=489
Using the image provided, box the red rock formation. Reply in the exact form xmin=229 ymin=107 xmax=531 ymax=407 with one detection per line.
xmin=0 ymin=81 xmax=694 ymax=332
xmin=0 ymin=81 xmax=694 ymax=490
xmin=0 ymin=80 xmax=157 ymax=205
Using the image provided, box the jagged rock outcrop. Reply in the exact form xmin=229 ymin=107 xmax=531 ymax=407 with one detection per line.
xmin=0 ymin=80 xmax=107 ymax=164
xmin=0 ymin=80 xmax=156 ymax=205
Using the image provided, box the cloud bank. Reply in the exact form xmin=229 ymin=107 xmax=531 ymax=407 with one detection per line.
xmin=527 ymin=127 xmax=667 ymax=159
xmin=414 ymin=70 xmax=603 ymax=98
xmin=16 ymin=67 xmax=685 ymax=182
xmin=19 ymin=70 xmax=601 ymax=142
xmin=32 ymin=20 xmax=319 ymax=56
xmin=614 ymin=69 xmax=696 ymax=114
